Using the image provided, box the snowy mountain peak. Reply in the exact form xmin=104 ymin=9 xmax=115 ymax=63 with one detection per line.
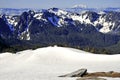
xmin=48 ymin=8 xmax=68 ymax=16
xmin=73 ymin=4 xmax=87 ymax=9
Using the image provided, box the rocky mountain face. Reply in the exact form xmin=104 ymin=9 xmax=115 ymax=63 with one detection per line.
xmin=0 ymin=8 xmax=120 ymax=53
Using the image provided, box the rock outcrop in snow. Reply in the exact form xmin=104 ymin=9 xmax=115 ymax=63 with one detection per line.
xmin=59 ymin=68 xmax=87 ymax=77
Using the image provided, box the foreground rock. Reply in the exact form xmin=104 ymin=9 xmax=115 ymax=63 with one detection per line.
xmin=59 ymin=68 xmax=120 ymax=78
xmin=77 ymin=77 xmax=107 ymax=80
xmin=59 ymin=68 xmax=87 ymax=77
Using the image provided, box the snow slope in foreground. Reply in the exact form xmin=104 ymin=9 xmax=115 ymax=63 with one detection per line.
xmin=0 ymin=46 xmax=120 ymax=80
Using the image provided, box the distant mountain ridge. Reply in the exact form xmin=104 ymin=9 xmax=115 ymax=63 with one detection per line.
xmin=0 ymin=7 xmax=120 ymax=54
xmin=0 ymin=7 xmax=120 ymax=15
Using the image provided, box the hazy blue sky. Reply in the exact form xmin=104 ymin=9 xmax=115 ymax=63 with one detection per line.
xmin=0 ymin=0 xmax=120 ymax=9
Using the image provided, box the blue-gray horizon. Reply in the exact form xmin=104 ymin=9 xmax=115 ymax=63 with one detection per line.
xmin=0 ymin=0 xmax=120 ymax=9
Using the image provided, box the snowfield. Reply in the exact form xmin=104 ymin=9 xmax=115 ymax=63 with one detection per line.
xmin=0 ymin=46 xmax=120 ymax=80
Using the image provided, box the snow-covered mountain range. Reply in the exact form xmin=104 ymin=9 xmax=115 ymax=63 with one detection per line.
xmin=1 ymin=8 xmax=120 ymax=38
xmin=0 ymin=7 xmax=120 ymax=53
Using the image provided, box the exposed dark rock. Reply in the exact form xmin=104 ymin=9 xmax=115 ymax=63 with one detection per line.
xmin=0 ymin=15 xmax=13 ymax=38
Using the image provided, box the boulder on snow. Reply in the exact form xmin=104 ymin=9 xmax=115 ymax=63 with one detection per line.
xmin=59 ymin=68 xmax=87 ymax=77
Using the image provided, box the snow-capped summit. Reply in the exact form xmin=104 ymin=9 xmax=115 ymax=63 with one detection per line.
xmin=48 ymin=7 xmax=68 ymax=16
xmin=73 ymin=4 xmax=87 ymax=9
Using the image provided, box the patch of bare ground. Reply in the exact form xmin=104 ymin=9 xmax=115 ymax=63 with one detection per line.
xmin=77 ymin=77 xmax=107 ymax=80
xmin=84 ymin=71 xmax=120 ymax=78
